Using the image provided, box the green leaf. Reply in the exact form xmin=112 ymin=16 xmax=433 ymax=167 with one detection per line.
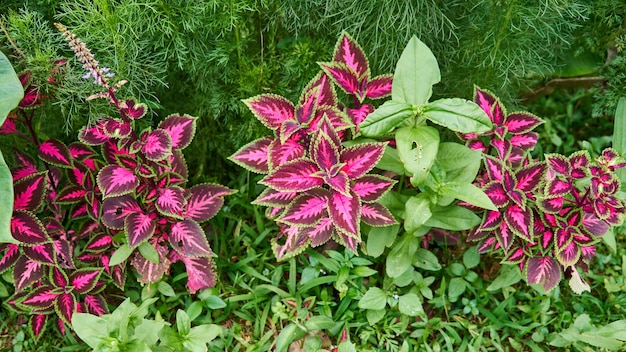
xmin=187 ymin=324 xmax=221 ymax=344
xmin=439 ymin=182 xmax=497 ymax=211
xmin=359 ymin=100 xmax=414 ymax=137
xmin=366 ymin=309 xmax=386 ymax=325
xmin=398 ymin=293 xmax=423 ymax=316
xmin=176 ymin=310 xmax=191 ymax=336
xmin=134 ymin=318 xmax=166 ymax=347
xmin=487 ymin=265 xmax=522 ymax=291
xmin=396 ymin=125 xmax=440 ymax=185
xmin=386 ymin=233 xmax=419 ymax=277
xmin=424 ymin=204 xmax=480 ymax=231
xmin=392 ymin=36 xmax=440 ymax=105
xmin=109 ymin=244 xmax=134 ymax=267
xmin=338 ymin=341 xmax=357 ymax=352
xmin=358 ymin=287 xmax=388 ymax=310
xmin=0 ymin=151 xmax=16 ymax=244
xmin=186 ymin=301 xmax=203 ymax=322
xmin=304 ymin=315 xmax=335 ymax=330
xmin=158 ymin=326 xmax=184 ymax=351
xmin=614 ymin=97 xmax=626 ymax=182
xmin=0 ymin=51 xmax=23 ymax=126
xmin=413 ymin=248 xmax=441 ymax=271
xmin=376 ymin=145 xmax=405 ymax=175
xmin=353 ymin=266 xmax=378 ymax=277
xmin=423 ymin=98 xmax=492 ymax=134
xmin=602 ymin=228 xmax=616 ymax=254
xmin=404 ymin=195 xmax=432 ymax=234
xmin=463 ymin=246 xmax=481 ymax=269
xmin=366 ymin=224 xmax=399 ymax=258
xmin=436 ymin=142 xmax=482 ymax=173
xmin=275 ymin=323 xmax=306 ymax=352
xmin=448 ymin=277 xmax=467 ymax=298
xmin=71 ymin=313 xmax=109 ymax=349
xmin=203 ymin=295 xmax=227 ymax=310
xmin=138 ymin=242 xmax=160 ymax=264
xmin=157 ymin=281 xmax=176 ymax=297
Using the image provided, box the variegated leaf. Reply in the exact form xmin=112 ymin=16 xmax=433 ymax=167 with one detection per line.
xmin=272 ymin=225 xmax=308 ymax=260
xmin=301 ymin=72 xmax=337 ymax=107
xmin=229 ymin=136 xmax=273 ymax=174
xmin=78 ymin=122 xmax=110 ymax=146
xmin=185 ymin=184 xmax=232 ymax=222
xmin=101 ymin=195 xmax=141 ymax=229
xmin=179 ymin=255 xmax=217 ymax=293
xmin=539 ymin=196 xmax=564 ymax=213
xmin=97 ymin=165 xmax=138 ymax=198
xmin=30 ymin=314 xmax=48 ymax=339
xmin=582 ymin=212 xmax=609 ymax=237
xmin=333 ymin=32 xmax=369 ymax=78
xmin=484 ymin=156 xmax=503 ymax=182
xmin=268 ymin=138 xmax=306 ymax=171
xmin=515 ymin=163 xmax=545 ymax=192
xmin=141 ymin=128 xmax=172 ymax=161
xmin=23 ymin=243 xmax=56 ymax=265
xmin=261 ymin=159 xmax=322 ymax=192
xmin=340 ymin=142 xmax=386 ymax=178
xmin=84 ymin=233 xmax=113 ymax=252
xmin=279 ymin=189 xmax=330 ymax=226
xmin=483 ymin=182 xmax=508 ymax=207
xmin=361 ymin=203 xmax=397 ymax=227
xmin=103 ymin=118 xmax=132 ymax=138
xmin=510 ymin=132 xmax=539 ymax=150
xmin=319 ymin=62 xmax=360 ymax=96
xmin=347 ymin=104 xmax=375 ymax=127
xmin=156 ymin=186 xmax=186 ymax=218
xmin=131 ymin=243 xmax=170 ymax=284
xmin=352 ymin=175 xmax=395 ymax=202
xmin=55 ymin=292 xmax=76 ymax=325
xmin=38 ymin=140 xmax=72 ymax=168
xmin=243 ymin=94 xmax=294 ymax=131
xmin=20 ymin=285 xmax=57 ymax=310
xmin=13 ymin=256 xmax=44 ymax=291
xmin=526 ymin=256 xmax=561 ymax=292
xmin=365 ymin=74 xmax=393 ymax=100
xmin=502 ymin=247 xmax=526 ymax=264
xmin=545 ymin=154 xmax=569 ymax=175
xmin=504 ymin=112 xmax=543 ymax=134
xmin=158 ymin=114 xmax=197 ymax=149
xmin=503 ymin=204 xmax=532 ymax=241
xmin=496 ymin=222 xmax=515 ymax=252
xmin=55 ymin=185 xmax=86 ymax=205
xmin=313 ymin=133 xmax=340 ymax=172
xmin=125 ymin=212 xmax=156 ymax=247
xmin=329 ymin=190 xmax=361 ymax=237
xmin=84 ymin=294 xmax=108 ymax=316
xmin=54 ymin=240 xmax=75 ymax=270
xmin=13 ymin=172 xmax=47 ymax=211
xmin=474 ymin=87 xmax=505 ymax=125
xmin=252 ymin=188 xmax=297 ymax=207
xmin=11 ymin=210 xmax=49 ymax=244
xmin=556 ymin=242 xmax=580 ymax=267
xmin=332 ymin=231 xmax=359 ymax=252
xmin=70 ymin=268 xmax=102 ymax=294
xmin=51 ymin=267 xmax=68 ymax=288
xmin=303 ymin=218 xmax=334 ymax=247
xmin=170 ymin=220 xmax=213 ymax=257
xmin=121 ymin=99 xmax=147 ymax=120
xmin=0 ymin=244 xmax=19 ymax=273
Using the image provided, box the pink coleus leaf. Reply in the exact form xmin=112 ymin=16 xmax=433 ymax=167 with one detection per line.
xmin=51 ymin=267 xmax=68 ymax=288
xmin=268 ymin=138 xmax=306 ymax=170
xmin=13 ymin=172 xmax=47 ymax=211
xmin=20 ymin=285 xmax=57 ymax=310
xmin=184 ymin=184 xmax=232 ymax=222
xmin=0 ymin=116 xmax=18 ymax=134
xmin=272 ymin=225 xmax=308 ymax=260
xmin=243 ymin=94 xmax=294 ymax=131
xmin=84 ymin=294 xmax=108 ymax=316
xmin=347 ymin=104 xmax=375 ymax=127
xmin=131 ymin=243 xmax=171 ymax=284
xmin=55 ymin=292 xmax=76 ymax=325
xmin=510 ymin=132 xmax=539 ymax=150
xmin=496 ymin=222 xmax=515 ymax=252
xmin=97 ymin=165 xmax=139 ymax=198
xmin=279 ymin=188 xmax=330 ymax=226
xmin=121 ymin=99 xmax=147 ymax=120
xmin=70 ymin=268 xmax=102 ymax=294
xmin=78 ymin=122 xmax=110 ymax=146
xmin=303 ymin=218 xmax=334 ymax=247
xmin=261 ymin=159 xmax=323 ymax=192
xmin=157 ymin=114 xmax=197 ymax=149
xmin=253 ymin=188 xmax=298 ymax=207
xmin=101 ymin=195 xmax=141 ymax=229
xmin=125 ymin=212 xmax=156 ymax=247
xmin=169 ymin=219 xmax=213 ymax=257
xmin=322 ymin=170 xmax=350 ymax=197
xmin=340 ymin=142 xmax=386 ymax=178
xmin=38 ymin=140 xmax=72 ymax=168
xmin=540 ymin=196 xmax=564 ymax=213
xmin=503 ymin=204 xmax=532 ymax=241
xmin=352 ymin=175 xmax=395 ymax=202
xmin=178 ymin=255 xmax=216 ymax=293
xmin=13 ymin=256 xmax=44 ymax=291
xmin=313 ymin=133 xmax=340 ymax=172
xmin=54 ymin=240 xmax=75 ymax=270
xmin=23 ymin=243 xmax=56 ymax=265
xmin=30 ymin=314 xmax=48 ymax=339
xmin=141 ymin=128 xmax=172 ymax=161
xmin=477 ymin=210 xmax=503 ymax=232
xmin=582 ymin=212 xmax=609 ymax=237
xmin=168 ymin=150 xmax=189 ymax=180
xmin=476 ymin=237 xmax=498 ymax=253
xmin=85 ymin=233 xmax=113 ymax=252
xmin=483 ymin=182 xmax=508 ymax=207
xmin=365 ymin=74 xmax=393 ymax=99
xmin=515 ymin=163 xmax=545 ymax=192
xmin=502 ymin=247 xmax=526 ymax=264
xmin=329 ymin=190 xmax=361 ymax=238
xmin=545 ymin=154 xmax=570 ymax=175
xmin=546 ymin=179 xmax=571 ymax=195
xmin=484 ymin=156 xmax=504 ymax=182
xmin=103 ymin=118 xmax=132 ymax=138
xmin=474 ymin=87 xmax=505 ymax=125
xmin=156 ymin=186 xmax=186 ymax=219
xmin=556 ymin=242 xmax=581 ymax=267
xmin=333 ymin=231 xmax=359 ymax=252
xmin=229 ymin=136 xmax=272 ymax=174
xmin=526 ymin=256 xmax=562 ymax=292
xmin=0 ymin=244 xmax=19 ymax=273
xmin=504 ymin=112 xmax=543 ymax=134
xmin=319 ymin=62 xmax=360 ymax=96
xmin=55 ymin=185 xmax=86 ymax=204
xmin=361 ymin=202 xmax=397 ymax=227
xmin=333 ymin=32 xmax=368 ymax=78
xmin=11 ymin=210 xmax=49 ymax=244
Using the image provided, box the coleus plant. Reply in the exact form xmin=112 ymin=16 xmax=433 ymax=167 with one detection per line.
xmin=0 ymin=24 xmax=231 ymax=338
xmin=230 ymin=33 xmax=398 ymax=259
xmin=464 ymin=87 xmax=626 ymax=293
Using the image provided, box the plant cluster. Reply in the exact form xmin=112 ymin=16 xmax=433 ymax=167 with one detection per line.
xmin=0 ymin=24 xmax=231 ymax=338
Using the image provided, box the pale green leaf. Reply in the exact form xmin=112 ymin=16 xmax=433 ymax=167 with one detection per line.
xmin=404 ymin=195 xmax=432 ymax=234
xmin=398 ymin=293 xmax=423 ymax=316
xmin=275 ymin=323 xmax=306 ymax=352
xmin=72 ymin=313 xmax=110 ymax=349
xmin=366 ymin=224 xmax=399 ymax=258
xmin=392 ymin=36 xmax=440 ymax=105
xmin=423 ymin=98 xmax=492 ymax=134
xmin=413 ymin=248 xmax=441 ymax=271
xmin=396 ymin=125 xmax=440 ymax=185
xmin=0 ymin=151 xmax=16 ymax=244
xmin=0 ymin=51 xmax=23 ymax=126
xmin=439 ymin=182 xmax=497 ymax=211
xmin=358 ymin=287 xmax=388 ymax=310
xmin=487 ymin=265 xmax=522 ymax=291
xmin=138 ymin=242 xmax=160 ymax=264
xmin=436 ymin=142 xmax=482 ymax=173
xmin=359 ymin=100 xmax=414 ymax=137
xmin=109 ymin=244 xmax=134 ymax=267
xmin=614 ymin=98 xmax=626 ymax=182
xmin=424 ymin=204 xmax=480 ymax=231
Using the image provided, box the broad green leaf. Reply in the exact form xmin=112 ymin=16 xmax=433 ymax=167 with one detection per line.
xmin=424 ymin=204 xmax=480 ymax=231
xmin=396 ymin=125 xmax=439 ymax=185
xmin=158 ymin=326 xmax=184 ymax=351
xmin=134 ymin=318 xmax=166 ymax=347
xmin=393 ymin=267 xmax=415 ymax=287
xmin=463 ymin=246 xmax=481 ymax=269
xmin=304 ymin=315 xmax=335 ymax=330
xmin=398 ymin=293 xmax=423 ymax=316
xmin=275 ymin=323 xmax=306 ymax=352
xmin=203 ymin=295 xmax=227 ymax=310
xmin=0 ymin=151 xmax=16 ymax=244
xmin=602 ymin=228 xmax=616 ymax=254
xmin=359 ymin=100 xmax=414 ymax=137
xmin=448 ymin=277 xmax=467 ymax=298
xmin=187 ymin=324 xmax=221 ymax=344
xmin=387 ymin=234 xmax=419 ymax=277
xmin=157 ymin=281 xmax=176 ymax=297
xmin=138 ymin=242 xmax=159 ymax=264
xmin=413 ymin=248 xmax=441 ymax=271
xmin=366 ymin=224 xmax=399 ymax=258
xmin=177 ymin=310 xmax=191 ymax=336
xmin=439 ymin=182 xmax=497 ymax=211
xmin=487 ymin=265 xmax=522 ymax=291
xmin=109 ymin=244 xmax=134 ymax=267
xmin=366 ymin=309 xmax=386 ymax=325
xmin=353 ymin=266 xmax=378 ymax=277
xmin=0 ymin=51 xmax=23 ymax=126
xmin=614 ymin=97 xmax=626 ymax=182
xmin=376 ymin=145 xmax=405 ymax=175
xmin=392 ymin=36 xmax=440 ymax=105
xmin=72 ymin=313 xmax=109 ymax=349
xmin=358 ymin=287 xmax=387 ymax=310
xmin=404 ymin=195 xmax=432 ymax=234
xmin=436 ymin=142 xmax=482 ymax=173
xmin=423 ymin=98 xmax=492 ymax=134
xmin=338 ymin=341 xmax=357 ymax=352
xmin=186 ymin=301 xmax=204 ymax=321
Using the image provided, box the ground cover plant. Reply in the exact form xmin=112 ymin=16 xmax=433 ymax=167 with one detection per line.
xmin=3 ymin=2 xmax=626 ymax=352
